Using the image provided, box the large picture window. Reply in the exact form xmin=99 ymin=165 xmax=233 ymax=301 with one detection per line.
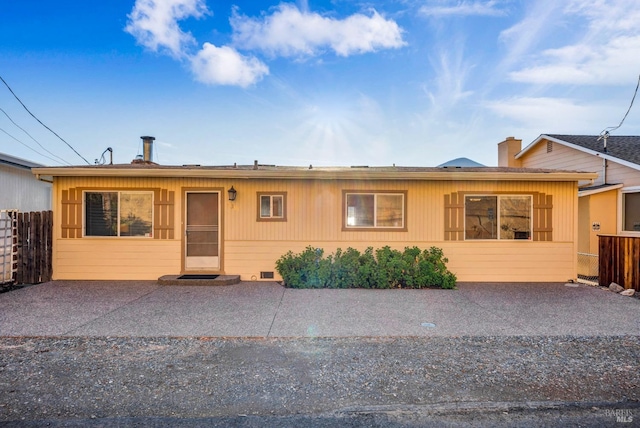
xmin=465 ymin=195 xmax=532 ymax=240
xmin=85 ymin=191 xmax=153 ymax=237
xmin=623 ymin=191 xmax=640 ymax=232
xmin=344 ymin=191 xmax=406 ymax=229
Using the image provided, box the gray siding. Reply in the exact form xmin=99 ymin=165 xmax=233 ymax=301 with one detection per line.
xmin=0 ymin=165 xmax=51 ymax=211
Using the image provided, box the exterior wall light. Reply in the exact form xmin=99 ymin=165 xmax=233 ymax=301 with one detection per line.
xmin=228 ymin=186 xmax=237 ymax=201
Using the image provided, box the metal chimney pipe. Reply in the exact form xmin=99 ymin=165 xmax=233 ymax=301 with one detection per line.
xmin=141 ymin=136 xmax=155 ymax=162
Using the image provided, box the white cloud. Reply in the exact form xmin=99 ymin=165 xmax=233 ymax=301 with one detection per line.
xmin=486 ymin=97 xmax=607 ymax=131
xmin=423 ymin=46 xmax=474 ymax=111
xmin=497 ymin=2 xmax=560 ymax=67
xmin=125 ymin=1 xmax=404 ymax=87
xmin=125 ymin=0 xmax=209 ymax=58
xmin=420 ymin=0 xmax=507 ymax=17
xmin=190 ymin=43 xmax=269 ymax=88
xmin=230 ymin=4 xmax=405 ymax=57
xmin=510 ymin=36 xmax=640 ymax=85
xmin=507 ymin=0 xmax=640 ymax=86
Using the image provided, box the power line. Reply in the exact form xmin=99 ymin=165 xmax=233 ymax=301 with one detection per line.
xmin=0 ymin=107 xmax=71 ymax=165
xmin=0 ymin=74 xmax=90 ymax=165
xmin=600 ymin=72 xmax=640 ymax=136
xmin=0 ymin=126 xmax=68 ymax=165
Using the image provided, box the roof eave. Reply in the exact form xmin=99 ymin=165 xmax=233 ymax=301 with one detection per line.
xmin=32 ymin=167 xmax=597 ymax=182
xmin=578 ymin=183 xmax=624 ymax=197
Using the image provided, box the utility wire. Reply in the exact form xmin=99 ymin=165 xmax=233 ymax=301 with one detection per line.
xmin=600 ymin=73 xmax=640 ymax=136
xmin=0 ymin=74 xmax=90 ymax=164
xmin=0 ymin=107 xmax=71 ymax=165
xmin=0 ymin=126 xmax=68 ymax=165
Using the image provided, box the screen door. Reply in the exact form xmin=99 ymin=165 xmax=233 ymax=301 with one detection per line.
xmin=185 ymin=192 xmax=219 ymax=270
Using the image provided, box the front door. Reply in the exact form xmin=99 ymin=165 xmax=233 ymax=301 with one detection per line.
xmin=185 ymin=192 xmax=220 ymax=270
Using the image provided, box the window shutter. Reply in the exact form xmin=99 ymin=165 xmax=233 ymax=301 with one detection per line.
xmin=533 ymin=193 xmax=553 ymax=241
xmin=444 ymin=192 xmax=464 ymax=241
xmin=153 ymin=189 xmax=175 ymax=239
xmin=61 ymin=188 xmax=82 ymax=238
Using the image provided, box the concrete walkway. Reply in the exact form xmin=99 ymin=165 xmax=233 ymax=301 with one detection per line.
xmin=0 ymin=281 xmax=638 ymax=337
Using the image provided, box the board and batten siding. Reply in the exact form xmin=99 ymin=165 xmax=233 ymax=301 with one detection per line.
xmin=52 ymin=176 xmax=578 ymax=282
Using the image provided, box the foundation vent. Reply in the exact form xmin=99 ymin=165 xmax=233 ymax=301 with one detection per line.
xmin=260 ymin=271 xmax=275 ymax=279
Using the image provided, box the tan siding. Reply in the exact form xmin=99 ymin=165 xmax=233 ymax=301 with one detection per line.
xmin=442 ymin=242 xmax=575 ymax=281
xmin=53 ymin=239 xmax=181 ymax=280
xmin=225 ymin=240 xmax=576 ymax=282
xmin=52 ymin=176 xmax=579 ymax=281
xmin=522 ymin=142 xmax=603 ymax=172
xmin=606 ymin=162 xmax=640 ymax=186
xmin=521 ymin=140 xmax=640 ymax=187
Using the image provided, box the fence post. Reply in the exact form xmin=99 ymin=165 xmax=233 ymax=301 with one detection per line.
xmin=17 ymin=213 xmax=25 ymax=284
xmin=44 ymin=210 xmax=52 ymax=282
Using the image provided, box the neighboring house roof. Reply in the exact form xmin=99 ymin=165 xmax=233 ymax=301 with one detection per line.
xmin=32 ymin=164 xmax=596 ymax=182
xmin=0 ymin=152 xmax=44 ymax=170
xmin=437 ymin=157 xmax=485 ymax=168
xmin=578 ymin=183 xmax=624 ymax=197
xmin=517 ymin=134 xmax=640 ymax=172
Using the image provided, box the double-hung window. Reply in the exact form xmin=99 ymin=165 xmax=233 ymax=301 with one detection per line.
xmin=622 ymin=189 xmax=640 ymax=232
xmin=344 ymin=191 xmax=406 ymax=230
xmin=84 ymin=191 xmax=153 ymax=237
xmin=257 ymin=192 xmax=286 ymax=221
xmin=465 ymin=195 xmax=532 ymax=240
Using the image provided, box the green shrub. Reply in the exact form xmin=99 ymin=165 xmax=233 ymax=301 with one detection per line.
xmin=275 ymin=245 xmax=457 ymax=289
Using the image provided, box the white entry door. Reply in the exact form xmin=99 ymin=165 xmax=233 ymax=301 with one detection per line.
xmin=185 ymin=192 xmax=220 ymax=270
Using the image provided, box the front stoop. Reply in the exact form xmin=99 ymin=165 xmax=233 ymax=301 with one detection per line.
xmin=157 ymin=275 xmax=241 ymax=286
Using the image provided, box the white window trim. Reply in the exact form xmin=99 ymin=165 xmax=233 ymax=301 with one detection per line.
xmin=464 ymin=194 xmax=533 ymax=241
xmin=260 ymin=194 xmax=284 ymax=219
xmin=83 ymin=190 xmax=154 ymax=238
xmin=618 ymin=186 xmax=640 ymax=236
xmin=344 ymin=192 xmax=406 ymax=229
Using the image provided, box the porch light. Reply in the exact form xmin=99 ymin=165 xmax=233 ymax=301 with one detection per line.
xmin=228 ymin=186 xmax=237 ymax=201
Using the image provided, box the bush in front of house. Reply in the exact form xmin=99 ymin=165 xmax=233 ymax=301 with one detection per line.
xmin=275 ymin=246 xmax=457 ymax=289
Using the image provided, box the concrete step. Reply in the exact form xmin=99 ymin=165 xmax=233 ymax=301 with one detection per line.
xmin=157 ymin=275 xmax=241 ymax=286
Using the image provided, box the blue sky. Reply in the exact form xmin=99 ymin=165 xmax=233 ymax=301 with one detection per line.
xmin=1 ymin=0 xmax=640 ymax=167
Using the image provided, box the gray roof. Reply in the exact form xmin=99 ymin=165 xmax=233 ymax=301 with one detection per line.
xmin=0 ymin=152 xmax=44 ymax=170
xmin=545 ymin=134 xmax=640 ymax=166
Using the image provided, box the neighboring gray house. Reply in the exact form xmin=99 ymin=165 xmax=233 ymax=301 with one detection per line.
xmin=0 ymin=152 xmax=51 ymax=212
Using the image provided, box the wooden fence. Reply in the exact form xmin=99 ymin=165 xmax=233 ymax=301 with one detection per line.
xmin=599 ymin=235 xmax=640 ymax=292
xmin=14 ymin=211 xmax=53 ymax=285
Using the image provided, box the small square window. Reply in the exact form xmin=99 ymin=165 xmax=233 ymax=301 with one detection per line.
xmin=257 ymin=192 xmax=287 ymax=222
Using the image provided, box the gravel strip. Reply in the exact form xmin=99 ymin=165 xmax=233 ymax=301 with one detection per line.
xmin=0 ymin=336 xmax=638 ymax=424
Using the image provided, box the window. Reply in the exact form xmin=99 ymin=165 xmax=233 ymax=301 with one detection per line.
xmin=465 ymin=195 xmax=532 ymax=240
xmin=84 ymin=191 xmax=153 ymax=237
xmin=257 ymin=192 xmax=286 ymax=221
xmin=344 ymin=191 xmax=406 ymax=229
xmin=623 ymin=191 xmax=640 ymax=232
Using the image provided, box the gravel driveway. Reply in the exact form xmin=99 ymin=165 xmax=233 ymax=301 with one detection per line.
xmin=1 ymin=336 xmax=639 ymax=426
xmin=1 ymin=281 xmax=639 ymax=426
